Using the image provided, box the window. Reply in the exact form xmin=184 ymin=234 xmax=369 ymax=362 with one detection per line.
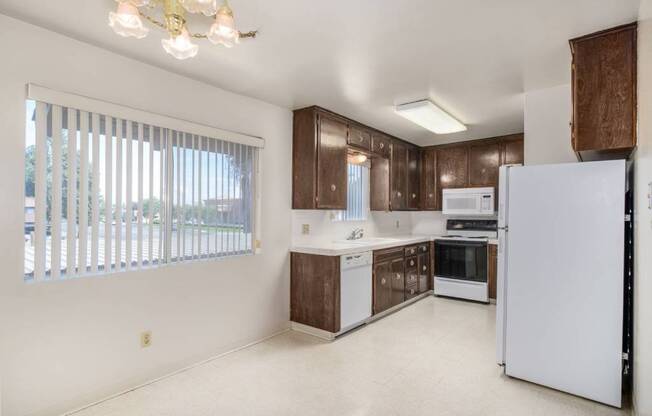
xmin=335 ymin=163 xmax=369 ymax=221
xmin=24 ymin=87 xmax=260 ymax=282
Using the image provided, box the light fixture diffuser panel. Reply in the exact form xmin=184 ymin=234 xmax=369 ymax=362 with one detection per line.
xmin=394 ymin=100 xmax=466 ymax=134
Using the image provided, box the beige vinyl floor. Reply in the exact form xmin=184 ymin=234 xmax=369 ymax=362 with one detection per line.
xmin=73 ymin=296 xmax=630 ymax=416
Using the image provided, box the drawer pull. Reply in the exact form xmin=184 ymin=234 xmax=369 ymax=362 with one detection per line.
xmin=381 ymin=278 xmax=387 ymax=285
xmin=330 ymin=184 xmax=336 ymax=192
xmin=410 ymin=260 xmax=415 ymax=266
xmin=412 ymin=193 xmax=416 ymax=199
xmin=423 ymin=266 xmax=427 ymax=271
xmin=379 ymin=142 xmax=385 ymax=149
xmin=396 ymin=273 xmax=401 ymax=279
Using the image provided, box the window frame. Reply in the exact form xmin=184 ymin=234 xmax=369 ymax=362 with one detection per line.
xmin=24 ymin=84 xmax=263 ymax=282
xmin=334 ymin=162 xmax=370 ymax=222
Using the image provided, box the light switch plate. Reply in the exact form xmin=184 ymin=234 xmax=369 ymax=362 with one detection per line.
xmin=302 ymin=224 xmax=310 ymax=235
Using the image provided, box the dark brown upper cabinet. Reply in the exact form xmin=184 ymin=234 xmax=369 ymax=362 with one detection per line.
xmin=570 ymin=23 xmax=637 ymax=161
xmin=437 ymin=145 xmax=469 ymax=187
xmin=348 ymin=125 xmax=372 ymax=151
xmin=420 ymin=148 xmax=437 ymax=210
xmin=469 ymin=141 xmax=501 ymax=187
xmin=501 ymin=134 xmax=525 ymax=165
xmin=370 ymin=157 xmax=390 ymax=211
xmin=292 ymin=107 xmax=348 ymax=209
xmin=390 ymin=141 xmax=408 ymax=210
xmin=407 ymin=147 xmax=420 ymax=210
xmin=371 ymin=133 xmax=392 ymax=158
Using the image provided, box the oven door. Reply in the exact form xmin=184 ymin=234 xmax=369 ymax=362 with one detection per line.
xmin=434 ymin=240 xmax=488 ymax=283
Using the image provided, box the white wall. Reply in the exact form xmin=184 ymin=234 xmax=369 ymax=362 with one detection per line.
xmin=523 ymin=84 xmax=576 ymax=165
xmin=0 ymin=15 xmax=292 ymax=416
xmin=634 ymin=3 xmax=652 ymax=415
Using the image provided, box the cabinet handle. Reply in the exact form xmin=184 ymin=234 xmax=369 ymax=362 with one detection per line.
xmin=423 ymin=266 xmax=427 ymax=271
xmin=396 ymin=273 xmax=401 ymax=279
xmin=397 ymin=192 xmax=402 ymax=197
xmin=412 ymin=193 xmax=416 ymax=199
xmin=330 ymin=184 xmax=336 ymax=192
xmin=359 ymin=136 xmax=364 ymax=142
xmin=381 ymin=278 xmax=387 ymax=285
xmin=429 ymin=193 xmax=433 ymax=198
xmin=379 ymin=142 xmax=385 ymax=149
xmin=410 ymin=260 xmax=415 ymax=266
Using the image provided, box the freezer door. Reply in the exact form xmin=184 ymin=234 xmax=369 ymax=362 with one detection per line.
xmin=495 ymin=228 xmax=508 ymax=365
xmin=504 ymin=160 xmax=625 ymax=407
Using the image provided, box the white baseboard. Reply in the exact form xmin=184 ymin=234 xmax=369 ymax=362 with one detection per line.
xmin=61 ymin=327 xmax=290 ymax=416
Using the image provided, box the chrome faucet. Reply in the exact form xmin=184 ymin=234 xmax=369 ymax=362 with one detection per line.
xmin=347 ymin=228 xmax=364 ymax=240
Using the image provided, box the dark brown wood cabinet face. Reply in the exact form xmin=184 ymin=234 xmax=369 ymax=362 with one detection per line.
xmin=371 ymin=133 xmax=392 ymax=158
xmin=436 ymin=145 xmax=469 ymax=209
xmin=407 ymin=147 xmax=420 ymax=210
xmin=390 ymin=257 xmax=406 ymax=307
xmin=370 ymin=157 xmax=390 ymax=211
xmin=291 ymin=253 xmax=340 ymax=333
xmin=469 ymin=142 xmax=501 ymax=187
xmin=391 ymin=141 xmax=408 ymax=210
xmin=417 ymin=252 xmax=429 ymax=293
xmin=420 ymin=149 xmax=437 ymax=210
xmin=570 ymin=23 xmax=637 ymax=160
xmin=348 ymin=125 xmax=372 ymax=151
xmin=316 ymin=114 xmax=348 ymax=209
xmin=373 ymin=260 xmax=393 ymax=314
xmin=502 ymin=135 xmax=524 ymax=166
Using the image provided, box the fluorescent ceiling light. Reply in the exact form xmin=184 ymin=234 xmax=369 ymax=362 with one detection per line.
xmin=394 ymin=99 xmax=466 ymax=134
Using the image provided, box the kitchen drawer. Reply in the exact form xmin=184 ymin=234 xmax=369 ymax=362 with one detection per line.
xmin=405 ymin=245 xmax=418 ymax=257
xmin=405 ymin=284 xmax=419 ymax=300
xmin=348 ymin=125 xmax=371 ymax=150
xmin=374 ymin=246 xmax=404 ymax=263
xmin=405 ymin=268 xmax=418 ymax=286
xmin=405 ymin=256 xmax=418 ymax=269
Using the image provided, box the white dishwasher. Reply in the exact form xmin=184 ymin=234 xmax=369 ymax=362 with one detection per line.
xmin=340 ymin=251 xmax=373 ymax=332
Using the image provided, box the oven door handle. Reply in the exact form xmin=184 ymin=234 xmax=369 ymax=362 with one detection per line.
xmin=435 ymin=240 xmax=487 ymax=248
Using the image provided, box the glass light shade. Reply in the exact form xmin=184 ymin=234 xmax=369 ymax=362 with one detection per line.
xmin=179 ymin=0 xmax=217 ymax=16
xmin=207 ymin=5 xmax=239 ymax=47
xmin=161 ymin=28 xmax=199 ymax=60
xmin=108 ymin=2 xmax=149 ymax=39
xmin=348 ymin=153 xmax=368 ymax=165
xmin=394 ymin=100 xmax=466 ymax=134
xmin=127 ymin=0 xmax=150 ymax=6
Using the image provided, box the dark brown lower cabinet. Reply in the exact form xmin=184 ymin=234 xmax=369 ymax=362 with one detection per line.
xmin=405 ymin=255 xmax=419 ymax=300
xmin=373 ymin=259 xmax=393 ymax=314
xmin=290 ymin=253 xmax=340 ymax=333
xmin=488 ymin=244 xmax=498 ymax=300
xmin=390 ymin=257 xmax=406 ymax=307
xmin=418 ymin=252 xmax=429 ymax=293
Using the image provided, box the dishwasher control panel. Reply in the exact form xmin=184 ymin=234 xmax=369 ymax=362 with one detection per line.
xmin=341 ymin=251 xmax=373 ymax=269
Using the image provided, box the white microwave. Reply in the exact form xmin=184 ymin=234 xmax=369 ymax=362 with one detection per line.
xmin=442 ymin=187 xmax=495 ymax=216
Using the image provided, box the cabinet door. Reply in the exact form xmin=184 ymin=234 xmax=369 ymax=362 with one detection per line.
xmin=417 ymin=252 xmax=429 ymax=293
xmin=371 ymin=133 xmax=392 ymax=158
xmin=348 ymin=125 xmax=372 ymax=151
xmin=316 ymin=114 xmax=348 ymax=209
xmin=502 ymin=135 xmax=524 ymax=166
xmin=370 ymin=157 xmax=390 ymax=211
xmin=436 ymin=146 xmax=469 ymax=210
xmin=405 ymin=256 xmax=418 ymax=287
xmin=373 ymin=261 xmax=392 ymax=314
xmin=571 ymin=24 xmax=636 ymax=158
xmin=469 ymin=142 xmax=500 ymax=187
xmin=420 ymin=149 xmax=437 ymax=210
xmin=391 ymin=141 xmax=408 ymax=210
xmin=390 ymin=258 xmax=405 ymax=307
xmin=407 ymin=147 xmax=420 ymax=210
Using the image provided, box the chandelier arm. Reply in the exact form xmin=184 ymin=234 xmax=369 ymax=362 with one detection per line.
xmin=139 ymin=10 xmax=168 ymax=31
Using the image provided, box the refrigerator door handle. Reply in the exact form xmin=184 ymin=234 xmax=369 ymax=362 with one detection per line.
xmin=496 ymin=228 xmax=508 ymax=366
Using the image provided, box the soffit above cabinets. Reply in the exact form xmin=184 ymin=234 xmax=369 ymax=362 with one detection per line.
xmin=0 ymin=0 xmax=640 ymax=146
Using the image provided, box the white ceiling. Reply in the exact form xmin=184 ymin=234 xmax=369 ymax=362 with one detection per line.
xmin=0 ymin=0 xmax=641 ymax=146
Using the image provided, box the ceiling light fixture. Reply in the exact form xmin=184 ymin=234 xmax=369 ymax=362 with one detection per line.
xmin=348 ymin=153 xmax=368 ymax=165
xmin=108 ymin=0 xmax=258 ymax=60
xmin=394 ymin=99 xmax=467 ymax=134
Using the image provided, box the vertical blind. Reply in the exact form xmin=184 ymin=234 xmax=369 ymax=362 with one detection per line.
xmin=25 ymin=100 xmax=258 ymax=282
xmin=337 ymin=163 xmax=369 ymax=221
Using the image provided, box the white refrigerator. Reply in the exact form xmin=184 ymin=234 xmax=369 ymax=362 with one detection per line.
xmin=496 ymin=160 xmax=626 ymax=408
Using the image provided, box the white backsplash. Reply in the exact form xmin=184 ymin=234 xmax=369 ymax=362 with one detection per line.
xmin=291 ymin=210 xmax=447 ymax=245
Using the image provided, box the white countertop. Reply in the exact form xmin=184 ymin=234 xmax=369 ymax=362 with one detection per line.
xmin=290 ymin=235 xmax=443 ymax=256
xmin=291 ymin=234 xmax=499 ymax=256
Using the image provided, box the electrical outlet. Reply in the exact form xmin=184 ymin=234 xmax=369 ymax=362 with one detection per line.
xmin=141 ymin=331 xmax=152 ymax=348
xmin=302 ymin=224 xmax=310 ymax=235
